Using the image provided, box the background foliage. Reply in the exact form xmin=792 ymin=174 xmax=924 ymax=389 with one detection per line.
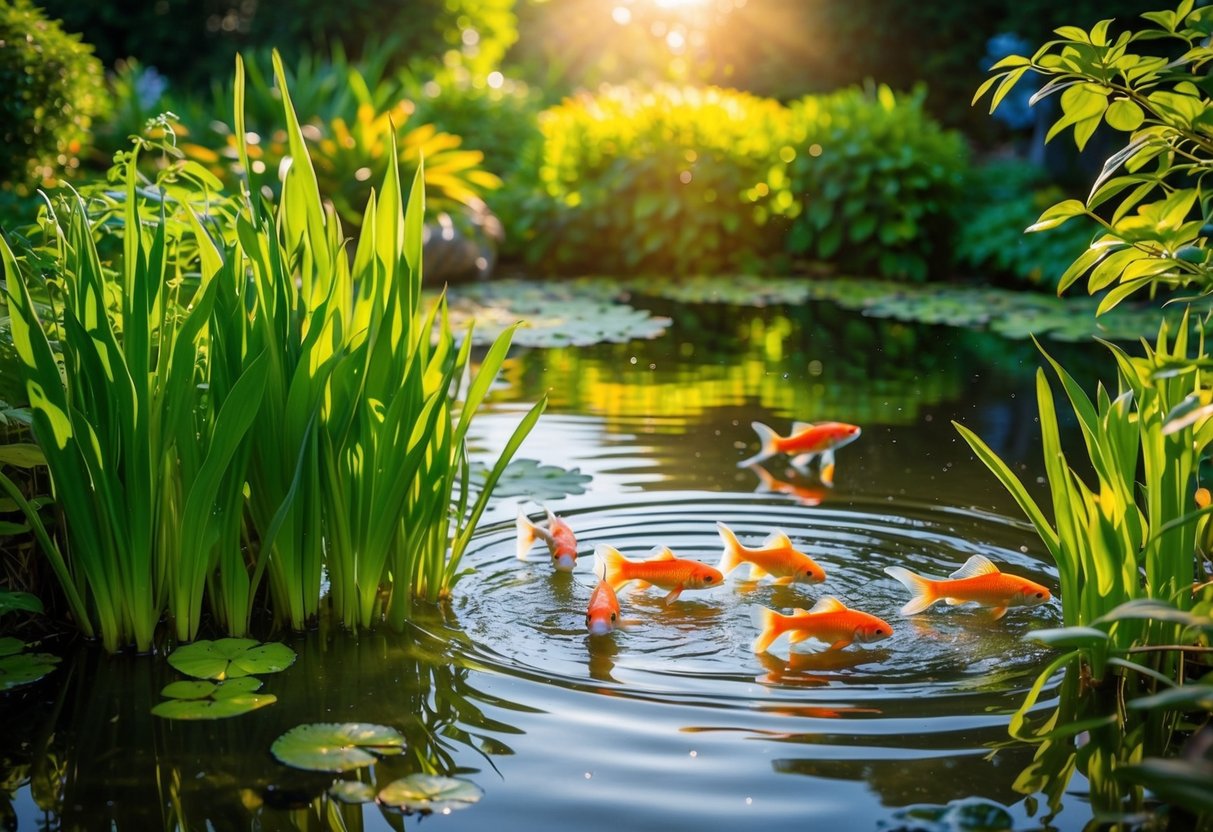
xmin=0 ymin=0 xmax=108 ymax=195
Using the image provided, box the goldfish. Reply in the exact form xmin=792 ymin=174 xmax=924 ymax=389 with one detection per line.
xmin=737 ymin=420 xmax=861 ymax=481
xmin=883 ymin=554 xmax=1052 ymax=620
xmin=516 ymin=508 xmax=578 ymax=572
xmin=748 ymin=463 xmax=829 ymax=506
xmin=586 ymin=580 xmax=622 ymax=636
xmin=752 ymin=596 xmax=893 ymax=653
xmin=594 ymin=544 xmax=724 ymax=604
xmin=716 ymin=521 xmax=826 ymax=585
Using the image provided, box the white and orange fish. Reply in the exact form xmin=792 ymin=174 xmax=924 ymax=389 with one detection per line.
xmin=516 ymin=508 xmax=578 ymax=572
xmin=884 ymin=555 xmax=1052 ymax=620
xmin=594 ymin=544 xmax=724 ymax=604
xmin=586 ymin=580 xmax=622 ymax=636
xmin=752 ymin=596 xmax=893 ymax=653
xmin=716 ymin=521 xmax=826 ymax=585
xmin=738 ymin=420 xmax=861 ymax=481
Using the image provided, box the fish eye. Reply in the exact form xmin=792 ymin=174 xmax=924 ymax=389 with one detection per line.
xmin=610 ymin=612 xmax=617 ymax=621
xmin=704 ymin=575 xmax=715 ymax=583
xmin=1035 ymin=592 xmax=1045 ymax=599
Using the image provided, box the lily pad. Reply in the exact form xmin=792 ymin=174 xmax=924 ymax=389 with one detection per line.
xmin=444 ymin=280 xmax=671 ymax=348
xmin=377 ymin=774 xmax=483 ymax=814
xmin=152 ymin=676 xmax=275 ymax=720
xmin=167 ymin=638 xmax=296 ymax=680
xmin=473 ymin=458 xmax=592 ymax=501
xmin=0 ymin=639 xmax=60 ymax=691
xmin=328 ymin=780 xmax=377 ymax=804
xmin=271 ymin=723 xmax=407 ymax=772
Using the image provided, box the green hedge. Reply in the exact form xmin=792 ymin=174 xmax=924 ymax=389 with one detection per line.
xmin=505 ymin=84 xmax=795 ymax=275
xmin=0 ymin=0 xmax=108 ymax=194
xmin=503 ymin=82 xmax=968 ymax=279
xmin=785 ymin=85 xmax=968 ymax=282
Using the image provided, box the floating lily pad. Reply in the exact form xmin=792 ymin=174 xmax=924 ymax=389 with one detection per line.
xmin=152 ymin=676 xmax=275 ymax=720
xmin=0 ymin=638 xmax=60 ymax=691
xmin=473 ymin=458 xmax=592 ymax=501
xmin=167 ymin=638 xmax=296 ymax=680
xmin=888 ymin=797 xmax=1015 ymax=831
xmin=377 ymin=774 xmax=483 ymax=814
xmin=328 ymin=780 xmax=377 ymax=804
xmin=271 ymin=723 xmax=407 ymax=772
xmin=444 ymin=280 xmax=671 ymax=348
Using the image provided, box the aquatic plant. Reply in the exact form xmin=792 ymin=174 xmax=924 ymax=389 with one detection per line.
xmin=964 ymin=2 xmax=1213 ymax=819
xmin=271 ymin=723 xmax=407 ymax=772
xmin=0 ymin=51 xmax=542 ymax=650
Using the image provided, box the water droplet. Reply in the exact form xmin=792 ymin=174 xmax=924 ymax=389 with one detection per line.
xmin=689 ymin=750 xmax=697 ymax=758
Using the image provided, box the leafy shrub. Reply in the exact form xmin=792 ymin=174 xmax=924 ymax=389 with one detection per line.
xmin=509 ymin=84 xmax=795 ymax=275
xmin=785 ymin=85 xmax=969 ymax=282
xmin=0 ymin=0 xmax=108 ymax=193
xmin=954 ymin=161 xmax=1098 ymax=289
xmin=406 ymin=67 xmax=544 ymax=181
xmin=177 ymin=52 xmax=500 ymax=230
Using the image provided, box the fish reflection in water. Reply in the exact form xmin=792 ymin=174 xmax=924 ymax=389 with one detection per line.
xmin=755 ymin=645 xmax=892 ymax=688
xmin=747 ymin=463 xmax=832 ymax=506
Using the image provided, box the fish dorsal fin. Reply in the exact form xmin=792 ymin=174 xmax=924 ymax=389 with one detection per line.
xmin=809 ymin=596 xmax=846 ymax=614
xmin=650 ymin=546 xmax=676 ymax=561
xmin=761 ymin=531 xmax=790 ymax=550
xmin=792 ymin=421 xmax=815 ymax=433
xmin=949 ymin=555 xmax=1000 ymax=580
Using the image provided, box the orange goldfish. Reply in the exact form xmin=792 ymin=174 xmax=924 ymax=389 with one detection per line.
xmin=586 ymin=580 xmax=622 ymax=636
xmin=516 ymin=508 xmax=578 ymax=572
xmin=716 ymin=521 xmax=826 ymax=585
xmin=594 ymin=544 xmax=724 ymax=604
xmin=738 ymin=420 xmax=861 ymax=480
xmin=748 ymin=464 xmax=829 ymax=506
xmin=883 ymin=555 xmax=1051 ymax=620
xmin=752 ymin=596 xmax=893 ymax=653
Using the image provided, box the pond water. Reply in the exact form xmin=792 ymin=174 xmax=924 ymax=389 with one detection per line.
xmin=2 ymin=291 xmax=1114 ymax=830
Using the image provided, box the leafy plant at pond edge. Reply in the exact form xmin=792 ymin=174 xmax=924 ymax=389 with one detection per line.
xmin=151 ymin=677 xmax=277 ymax=720
xmin=271 ymin=723 xmax=406 ymax=772
xmin=969 ymin=2 xmax=1213 ymax=820
xmin=0 ymin=637 xmax=59 ymax=691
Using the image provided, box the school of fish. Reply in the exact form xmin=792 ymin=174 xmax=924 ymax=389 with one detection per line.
xmin=513 ymin=419 xmax=1054 ymax=656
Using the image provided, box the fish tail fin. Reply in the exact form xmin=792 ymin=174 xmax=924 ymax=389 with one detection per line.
xmin=749 ymin=463 xmax=775 ymax=492
xmin=715 ymin=521 xmax=744 ymax=575
xmin=516 ymin=510 xmax=537 ymax=560
xmin=751 ymin=606 xmax=785 ymax=653
xmin=737 ymin=421 xmax=780 ymax=468
xmin=883 ymin=565 xmax=938 ymax=615
xmin=595 ymin=544 xmax=627 ymax=589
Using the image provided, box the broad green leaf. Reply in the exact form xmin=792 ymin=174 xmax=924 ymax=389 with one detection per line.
xmin=0 ymin=647 xmax=60 ymax=691
xmin=151 ymin=693 xmax=277 ymax=720
xmin=0 ymin=444 xmax=45 ymax=468
xmin=271 ymin=723 xmax=406 ymax=772
xmin=1119 ymin=759 xmax=1213 ymax=813
xmin=167 ymin=638 xmax=297 ymax=680
xmin=1105 ymin=99 xmax=1145 ymax=131
xmin=329 ymin=781 xmax=377 ymax=804
xmin=1027 ymin=200 xmax=1088 ymax=233
xmin=1027 ymin=626 xmax=1110 ymax=648
xmin=0 ymin=590 xmax=42 ymax=616
xmin=377 ymin=774 xmax=483 ymax=814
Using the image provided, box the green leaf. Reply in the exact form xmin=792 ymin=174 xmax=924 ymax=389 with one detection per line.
xmin=271 ymin=723 xmax=406 ymax=772
xmin=1119 ymin=758 xmax=1213 ymax=813
xmin=377 ymin=774 xmax=483 ymax=814
xmin=151 ymin=693 xmax=277 ymax=720
xmin=1105 ymin=99 xmax=1145 ymax=131
xmin=0 ymin=444 xmax=45 ymax=468
xmin=0 ymin=590 xmax=43 ymax=616
xmin=0 ymin=647 xmax=60 ymax=691
xmin=472 ymin=459 xmax=592 ymax=501
xmin=167 ymin=638 xmax=297 ymax=680
xmin=1127 ymin=684 xmax=1213 ymax=711
xmin=329 ymin=781 xmax=378 ymax=804
xmin=1027 ymin=200 xmax=1088 ymax=233
xmin=1027 ymin=626 xmax=1110 ymax=648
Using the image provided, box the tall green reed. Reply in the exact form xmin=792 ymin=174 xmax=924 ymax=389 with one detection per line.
xmin=1 ymin=50 xmax=543 ymax=649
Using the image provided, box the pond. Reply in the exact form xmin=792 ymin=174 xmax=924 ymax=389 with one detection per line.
xmin=2 ymin=286 xmax=1115 ymax=830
